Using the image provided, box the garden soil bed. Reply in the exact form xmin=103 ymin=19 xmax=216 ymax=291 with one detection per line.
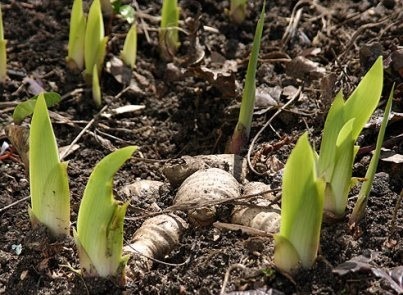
xmin=0 ymin=0 xmax=402 ymax=294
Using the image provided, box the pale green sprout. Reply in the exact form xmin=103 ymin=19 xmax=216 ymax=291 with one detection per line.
xmin=67 ymin=0 xmax=86 ymax=71
xmin=84 ymin=0 xmax=108 ymax=84
xmin=29 ymin=93 xmax=70 ymax=238
xmin=227 ymin=2 xmax=265 ymax=154
xmin=318 ymin=56 xmax=383 ymax=218
xmin=74 ymin=146 xmax=137 ymax=282
xmin=159 ymin=0 xmax=180 ymax=61
xmin=229 ymin=0 xmax=247 ymax=24
xmin=92 ymin=64 xmax=102 ymax=107
xmin=274 ymin=133 xmax=325 ymax=273
xmin=120 ymin=24 xmax=137 ymax=69
xmin=349 ymin=85 xmax=394 ymax=226
xmin=0 ymin=4 xmax=7 ymax=83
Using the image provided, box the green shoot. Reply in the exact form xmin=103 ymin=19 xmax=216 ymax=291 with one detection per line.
xmin=274 ymin=133 xmax=325 ymax=273
xmin=159 ymin=0 xmax=180 ymax=61
xmin=230 ymin=0 xmax=247 ymax=24
xmin=112 ymin=1 xmax=135 ymax=24
xmin=84 ymin=0 xmax=108 ymax=84
xmin=29 ymin=93 xmax=70 ymax=238
xmin=92 ymin=64 xmax=102 ymax=107
xmin=227 ymin=2 xmax=265 ymax=154
xmin=349 ymin=85 xmax=394 ymax=226
xmin=0 ymin=4 xmax=7 ymax=83
xmin=13 ymin=92 xmax=61 ymax=124
xmin=318 ymin=56 xmax=383 ymax=218
xmin=67 ymin=0 xmax=86 ymax=71
xmin=120 ymin=24 xmax=137 ymax=69
xmin=74 ymin=146 xmax=137 ymax=282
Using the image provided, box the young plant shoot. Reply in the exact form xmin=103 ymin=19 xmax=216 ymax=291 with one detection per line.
xmin=229 ymin=0 xmax=247 ymax=24
xmin=227 ymin=3 xmax=265 ymax=154
xmin=318 ymin=56 xmax=383 ymax=219
xmin=349 ymin=85 xmax=394 ymax=226
xmin=159 ymin=0 xmax=180 ymax=61
xmin=84 ymin=0 xmax=108 ymax=85
xmin=0 ymin=4 xmax=7 ymax=83
xmin=120 ymin=23 xmax=137 ymax=69
xmin=274 ymin=133 xmax=325 ymax=273
xmin=67 ymin=0 xmax=86 ymax=71
xmin=29 ymin=93 xmax=70 ymax=238
xmin=74 ymin=146 xmax=137 ymax=283
xmin=92 ymin=64 xmax=102 ymax=107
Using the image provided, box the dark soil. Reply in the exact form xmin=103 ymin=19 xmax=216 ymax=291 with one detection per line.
xmin=0 ymin=0 xmax=402 ymax=294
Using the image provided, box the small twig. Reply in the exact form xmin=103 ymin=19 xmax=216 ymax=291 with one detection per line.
xmin=220 ymin=263 xmax=246 ymax=295
xmin=133 ymin=1 xmax=151 ymax=43
xmin=60 ymin=88 xmax=85 ymax=102
xmin=0 ymin=196 xmax=30 ymax=213
xmin=247 ymin=86 xmax=302 ymax=176
xmin=60 ymin=105 xmax=108 ymax=161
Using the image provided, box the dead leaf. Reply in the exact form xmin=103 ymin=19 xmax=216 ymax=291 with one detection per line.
xmin=379 ymin=148 xmax=403 ymax=164
xmin=101 ymin=105 xmax=145 ymax=118
xmin=334 ymin=255 xmax=403 ymax=294
xmin=255 ymin=89 xmax=279 ymax=109
xmin=22 ymin=77 xmax=45 ymax=96
xmin=185 ymin=60 xmax=238 ymax=98
xmin=105 ymin=56 xmax=132 ymax=85
xmin=333 ymin=255 xmax=373 ymax=275
xmin=286 ymin=56 xmax=326 ymax=80
xmin=59 ymin=144 xmax=80 ymax=159
xmin=4 ymin=124 xmax=30 ymax=173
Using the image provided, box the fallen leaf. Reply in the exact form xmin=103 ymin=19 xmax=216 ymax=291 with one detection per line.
xmin=286 ymin=56 xmax=326 ymax=80
xmin=101 ymin=105 xmax=145 ymax=118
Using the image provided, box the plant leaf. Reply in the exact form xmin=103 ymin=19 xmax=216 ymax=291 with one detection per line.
xmin=324 ymin=119 xmax=356 ymax=217
xmin=13 ymin=92 xmax=61 ymax=123
xmin=29 ymin=93 xmax=70 ymax=238
xmin=159 ymin=0 xmax=180 ymax=60
xmin=76 ymin=146 xmax=137 ymax=278
xmin=318 ymin=91 xmax=345 ymax=180
xmin=85 ymin=0 xmax=104 ymax=78
xmin=344 ymin=56 xmax=383 ymax=140
xmin=120 ymin=24 xmax=137 ymax=69
xmin=228 ymin=2 xmax=265 ymax=154
xmin=67 ymin=0 xmax=86 ymax=70
xmin=349 ymin=85 xmax=394 ymax=225
xmin=275 ymin=133 xmax=325 ymax=271
xmin=119 ymin=5 xmax=135 ymax=24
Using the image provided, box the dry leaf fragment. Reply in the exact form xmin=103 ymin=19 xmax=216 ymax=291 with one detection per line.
xmin=4 ymin=124 xmax=30 ymax=173
xmin=185 ymin=60 xmax=238 ymax=98
xmin=334 ymin=255 xmax=403 ymax=294
xmin=379 ymin=148 xmax=403 ymax=164
xmin=286 ymin=56 xmax=325 ymax=80
xmin=101 ymin=105 xmax=145 ymax=118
